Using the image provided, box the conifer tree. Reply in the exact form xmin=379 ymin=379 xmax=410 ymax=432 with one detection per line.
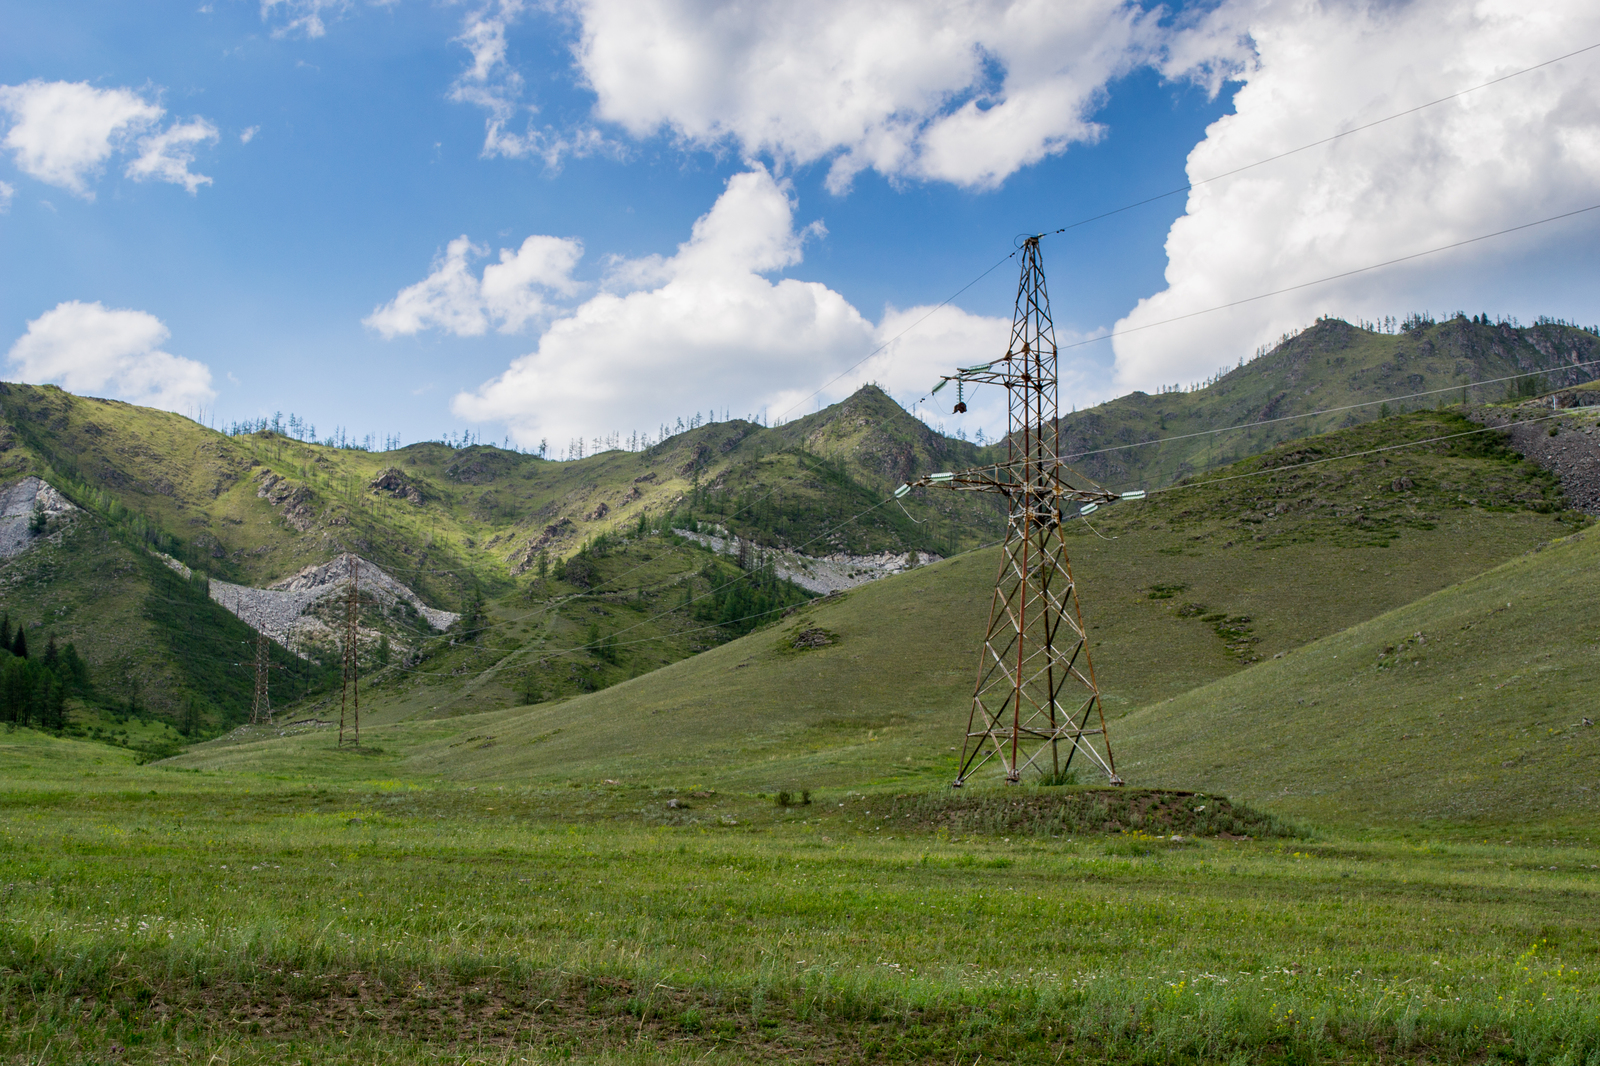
xmin=13 ymin=627 xmax=27 ymax=659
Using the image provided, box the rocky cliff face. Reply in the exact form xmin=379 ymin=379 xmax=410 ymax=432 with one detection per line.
xmin=0 ymin=476 xmax=77 ymax=558
xmin=208 ymin=552 xmax=458 ymax=652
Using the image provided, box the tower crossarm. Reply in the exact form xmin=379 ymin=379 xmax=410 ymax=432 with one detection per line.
xmin=896 ymin=462 xmax=1142 ymax=508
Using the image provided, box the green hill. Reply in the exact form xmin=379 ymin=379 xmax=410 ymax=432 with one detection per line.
xmin=1115 ymin=522 xmax=1600 ymax=826
xmin=1056 ymin=315 xmax=1600 ymax=489
xmin=0 ymin=382 xmax=1001 ymax=733
xmin=173 ymin=406 xmax=1595 ymax=827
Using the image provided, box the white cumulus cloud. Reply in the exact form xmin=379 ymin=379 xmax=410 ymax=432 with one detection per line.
xmin=0 ymin=81 xmax=161 ymax=197
xmin=7 ymin=301 xmax=216 ymax=412
xmin=0 ymin=80 xmax=218 ymax=197
xmin=365 ymin=233 xmax=585 ymax=338
xmin=568 ymin=0 xmax=1167 ymax=191
xmin=126 ymin=118 xmax=219 ymax=194
xmin=452 ymin=167 xmax=1011 ymax=445
xmin=0 ymin=180 xmax=12 ymax=212
xmin=1112 ymin=0 xmax=1600 ymax=392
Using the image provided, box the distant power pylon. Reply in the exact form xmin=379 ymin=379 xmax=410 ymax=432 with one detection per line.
xmin=339 ymin=555 xmax=360 ymax=747
xmin=250 ymin=609 xmax=272 ymax=725
xmin=901 ymin=236 xmax=1141 ymax=787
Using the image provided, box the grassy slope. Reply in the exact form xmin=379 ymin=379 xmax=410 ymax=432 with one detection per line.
xmin=1057 ymin=317 xmax=1600 ymax=489
xmin=174 ymin=408 xmax=1593 ymax=825
xmin=1115 ymin=522 xmax=1600 ymax=826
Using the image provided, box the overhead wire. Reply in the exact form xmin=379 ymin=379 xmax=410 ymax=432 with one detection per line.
xmin=776 ymin=40 xmax=1600 ymax=429
xmin=1052 ymin=203 xmax=1600 ymax=355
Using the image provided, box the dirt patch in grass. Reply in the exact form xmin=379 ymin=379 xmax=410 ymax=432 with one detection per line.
xmin=873 ymin=787 xmax=1299 ymax=839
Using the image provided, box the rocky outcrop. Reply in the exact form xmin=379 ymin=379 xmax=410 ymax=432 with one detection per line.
xmin=369 ymin=466 xmax=424 ymax=504
xmin=507 ymin=517 xmax=575 ymax=575
xmin=0 ymin=476 xmax=77 ymax=558
xmin=672 ymin=527 xmax=940 ymax=594
xmin=445 ymin=448 xmax=515 ymax=484
xmin=208 ymin=552 xmax=458 ymax=649
xmin=1468 ymin=403 xmax=1600 ymax=515
xmin=254 ymin=470 xmax=317 ymax=531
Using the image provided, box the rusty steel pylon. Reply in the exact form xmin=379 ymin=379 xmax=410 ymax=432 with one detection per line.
xmin=338 ymin=555 xmax=360 ymax=747
xmin=901 ymin=236 xmax=1141 ymax=787
xmin=250 ymin=610 xmax=272 ymax=725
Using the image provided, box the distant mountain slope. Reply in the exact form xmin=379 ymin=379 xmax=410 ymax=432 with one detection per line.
xmin=0 ymin=382 xmax=994 ymax=601
xmin=0 ymin=382 xmax=998 ymax=733
xmin=1056 ymin=316 xmax=1600 ymax=490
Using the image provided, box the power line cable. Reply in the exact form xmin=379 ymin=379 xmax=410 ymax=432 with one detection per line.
xmin=898 ymin=203 xmax=1600 ymax=424
xmin=1054 ymin=203 xmax=1600 ymax=353
xmin=775 ymin=251 xmax=1018 ymax=421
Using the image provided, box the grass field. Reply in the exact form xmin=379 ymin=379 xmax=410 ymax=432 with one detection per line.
xmin=3 ymin=732 xmax=1599 ymax=1065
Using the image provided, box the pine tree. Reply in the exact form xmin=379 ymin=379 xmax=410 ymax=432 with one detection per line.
xmin=60 ymin=643 xmax=90 ymax=693
xmin=13 ymin=627 xmax=27 ymax=659
xmin=43 ymin=634 xmax=58 ymax=670
xmin=0 ymin=613 xmax=10 ymax=652
xmin=43 ymin=673 xmax=66 ymax=733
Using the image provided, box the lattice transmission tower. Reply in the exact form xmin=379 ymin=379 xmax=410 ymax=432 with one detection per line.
xmin=339 ymin=555 xmax=361 ymax=747
xmin=900 ymin=236 xmax=1143 ymax=787
xmin=250 ymin=608 xmax=272 ymax=725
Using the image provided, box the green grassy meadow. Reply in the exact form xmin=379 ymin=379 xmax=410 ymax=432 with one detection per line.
xmin=3 ymin=732 xmax=1600 ymax=1065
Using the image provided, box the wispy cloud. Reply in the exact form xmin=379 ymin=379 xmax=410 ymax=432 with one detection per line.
xmin=447 ymin=0 xmax=616 ymax=167
xmin=126 ymin=118 xmax=219 ymax=194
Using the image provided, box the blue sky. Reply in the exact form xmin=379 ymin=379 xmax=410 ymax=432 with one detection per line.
xmin=2 ymin=0 xmax=1597 ymax=452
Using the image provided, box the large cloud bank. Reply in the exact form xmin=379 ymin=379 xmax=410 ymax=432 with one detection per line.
xmin=450 ymin=0 xmax=1182 ymax=186
xmin=444 ymin=168 xmax=1012 ymax=446
xmin=7 ymin=302 xmax=217 ymax=413
xmin=1111 ymin=0 xmax=1600 ymax=392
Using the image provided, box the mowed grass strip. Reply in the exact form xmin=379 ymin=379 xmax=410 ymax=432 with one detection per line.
xmin=2 ymin=751 xmax=1599 ymax=1064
